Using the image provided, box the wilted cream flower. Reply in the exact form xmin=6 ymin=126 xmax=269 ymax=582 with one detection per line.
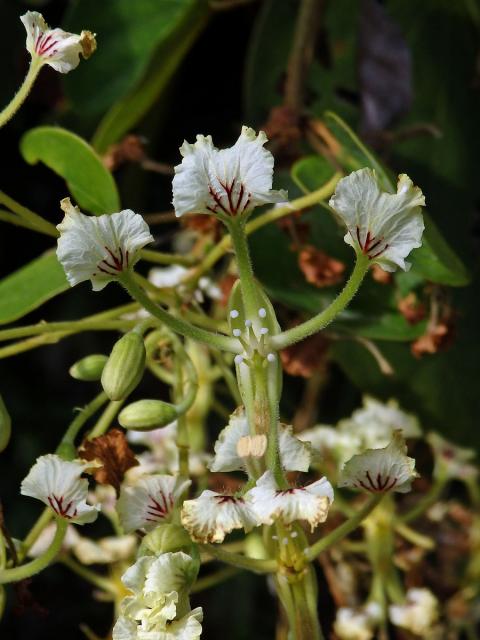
xmin=172 ymin=126 xmax=287 ymax=218
xmin=334 ymin=603 xmax=382 ymax=640
xmin=21 ymin=11 xmax=96 ymax=74
xmin=117 ymin=474 xmax=191 ymax=533
xmin=329 ymin=169 xmax=425 ymax=271
xmin=181 ymin=490 xmax=260 ymax=543
xmin=338 ymin=431 xmax=417 ymax=494
xmin=21 ymin=454 xmax=99 ymax=524
xmin=426 ymin=432 xmax=478 ymax=481
xmin=389 ymin=588 xmax=439 ymax=636
xmin=56 ymin=198 xmax=153 ymax=291
xmin=249 ymin=470 xmax=334 ymax=532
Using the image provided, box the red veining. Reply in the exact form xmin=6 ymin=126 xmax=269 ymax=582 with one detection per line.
xmin=95 ymin=246 xmax=129 ymax=276
xmin=144 ymin=491 xmax=174 ymax=523
xmin=355 ymin=471 xmax=398 ymax=493
xmin=207 ymin=179 xmax=251 ymax=216
xmin=47 ymin=494 xmax=78 ymax=519
xmin=354 ymin=225 xmax=389 ymax=260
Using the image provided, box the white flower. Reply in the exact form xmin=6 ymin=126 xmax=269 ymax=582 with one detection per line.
xmin=172 ymin=126 xmax=287 ymax=218
xmin=298 ymin=425 xmax=362 ymax=467
xmin=72 ymin=535 xmax=137 ymax=565
xmin=117 ymin=474 xmax=191 ymax=533
xmin=426 ymin=432 xmax=478 ymax=481
xmin=149 ymin=265 xmax=221 ymax=303
xmin=209 ymin=407 xmax=311 ymax=473
xmin=181 ymin=490 xmax=260 ymax=543
xmin=56 ymin=198 xmax=154 ymax=291
xmin=113 ymin=552 xmax=202 ymax=640
xmin=338 ymin=431 xmax=417 ymax=494
xmin=345 ymin=396 xmax=421 ymax=444
xmin=20 ymin=454 xmax=100 ymax=524
xmin=21 ymin=11 xmax=96 ymax=74
xmin=329 ymin=169 xmax=425 ymax=271
xmin=28 ymin=522 xmax=80 ymax=558
xmin=389 ymin=588 xmax=439 ymax=636
xmin=249 ymin=470 xmax=334 ymax=532
xmin=334 ymin=603 xmax=382 ymax=640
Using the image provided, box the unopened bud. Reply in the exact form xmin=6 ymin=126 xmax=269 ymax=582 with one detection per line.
xmin=141 ymin=523 xmax=192 ymax=555
xmin=0 ymin=394 xmax=11 ymax=453
xmin=101 ymin=332 xmax=146 ymax=401
xmin=119 ymin=399 xmax=178 ymax=430
xmin=80 ymin=31 xmax=97 ymax=59
xmin=237 ymin=434 xmax=267 ymax=458
xmin=69 ymin=354 xmax=108 ymax=381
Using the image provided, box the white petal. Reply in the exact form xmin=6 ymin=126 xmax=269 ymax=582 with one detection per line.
xmin=334 ymin=604 xmax=381 ymax=640
xmin=143 ymin=552 xmax=198 ymax=595
xmin=181 ymin=490 xmax=260 ymax=543
xmin=248 ymin=471 xmax=333 ymax=532
xmin=338 ymin=431 xmax=417 ymax=494
xmin=56 ymin=200 xmax=153 ymax=290
xmin=28 ymin=522 xmax=80 ymax=558
xmin=20 ymin=12 xmax=90 ymax=73
xmin=299 ymin=425 xmax=362 ymax=467
xmin=21 ymin=454 xmax=99 ymax=524
xmin=161 ymin=608 xmax=203 ymax=640
xmin=329 ymin=169 xmax=425 ymax=272
xmin=149 ymin=265 xmax=189 ymax=289
xmin=172 ymin=126 xmax=287 ymax=218
xmin=117 ymin=474 xmax=190 ymax=533
xmin=112 ymin=615 xmax=137 ymax=640
xmin=426 ymin=432 xmax=478 ymax=481
xmin=278 ymin=424 xmax=311 ymax=472
xmin=72 ymin=535 xmax=136 ymax=565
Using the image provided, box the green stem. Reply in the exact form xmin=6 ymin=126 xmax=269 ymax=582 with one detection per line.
xmin=0 ymin=209 xmax=51 ymax=234
xmin=89 ymin=399 xmax=124 ymax=439
xmin=120 ymin=273 xmax=240 ymax=353
xmin=0 ymin=190 xmax=57 ymax=237
xmin=60 ymin=556 xmax=118 ymax=596
xmin=290 ymin=573 xmax=323 ymax=640
xmin=305 ymin=495 xmax=383 ymax=561
xmin=57 ymin=392 xmax=109 ymax=457
xmin=271 ymin=253 xmax=370 ymax=350
xmin=0 ymin=519 xmax=67 ymax=584
xmin=0 ymin=319 xmax=136 ymax=343
xmin=18 ymin=508 xmax=52 ymax=562
xmin=190 ymin=566 xmax=240 ymax=593
xmin=140 ymin=248 xmax=196 ymax=267
xmin=0 ymin=58 xmax=43 ymax=129
xmin=200 ymin=544 xmax=277 ymax=574
xmin=226 ymin=218 xmax=260 ymax=320
xmin=399 ymin=477 xmax=448 ymax=524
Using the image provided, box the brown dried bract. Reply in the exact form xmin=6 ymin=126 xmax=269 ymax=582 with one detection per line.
xmin=80 ymin=428 xmax=138 ymax=494
xmin=371 ymin=263 xmax=393 ymax=284
xmin=398 ymin=292 xmax=427 ymax=325
xmin=298 ymin=245 xmax=345 ymax=288
xmin=218 ymin=273 xmax=238 ymax=307
xmin=411 ymin=322 xmax=454 ymax=358
xmin=263 ymin=105 xmax=302 ymax=150
xmin=103 ymin=135 xmax=147 ymax=171
xmin=182 ymin=213 xmax=223 ymax=242
xmin=280 ymin=330 xmax=330 ymax=378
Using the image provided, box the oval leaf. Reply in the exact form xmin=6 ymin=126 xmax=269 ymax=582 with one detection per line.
xmin=20 ymin=127 xmax=120 ymax=215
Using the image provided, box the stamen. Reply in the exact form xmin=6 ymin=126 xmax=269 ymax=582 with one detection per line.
xmin=234 ymin=355 xmax=244 ymax=365
xmin=244 ymin=319 xmax=252 ymax=328
xmin=267 ymin=353 xmax=276 ymax=362
xmin=260 ymin=327 xmax=269 ymax=335
xmin=232 ymin=329 xmax=242 ymax=337
xmin=230 ymin=309 xmax=239 ymax=319
xmin=258 ymin=308 xmax=267 ymax=318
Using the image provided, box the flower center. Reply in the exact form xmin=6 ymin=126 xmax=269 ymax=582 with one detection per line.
xmin=47 ymin=494 xmax=77 ymax=518
xmin=230 ymin=308 xmax=276 ymax=367
xmin=94 ymin=246 xmax=129 ymax=276
xmin=34 ymin=32 xmax=59 ymax=57
xmin=355 ymin=226 xmax=389 ymax=259
xmin=355 ymin=471 xmax=398 ymax=493
xmin=144 ymin=491 xmax=174 ymax=523
xmin=207 ymin=178 xmax=251 ymax=216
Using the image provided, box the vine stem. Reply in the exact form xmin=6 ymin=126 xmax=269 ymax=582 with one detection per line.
xmin=271 ymin=253 xmax=370 ymax=350
xmin=0 ymin=58 xmax=43 ymax=129
xmin=0 ymin=519 xmax=67 ymax=584
xmin=119 ymin=273 xmax=241 ymax=353
xmin=305 ymin=495 xmax=383 ymax=561
xmin=226 ymin=218 xmax=260 ymax=320
xmin=200 ymin=544 xmax=277 ymax=573
xmin=399 ymin=477 xmax=448 ymax=524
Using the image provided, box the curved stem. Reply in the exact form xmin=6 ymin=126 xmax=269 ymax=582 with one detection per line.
xmin=305 ymin=495 xmax=383 ymax=561
xmin=0 ymin=519 xmax=67 ymax=584
xmin=190 ymin=566 xmax=240 ymax=593
xmin=226 ymin=218 xmax=260 ymax=320
xmin=399 ymin=477 xmax=448 ymax=524
xmin=271 ymin=253 xmax=370 ymax=350
xmin=0 ymin=58 xmax=43 ymax=129
xmin=88 ymin=399 xmax=124 ymax=439
xmin=60 ymin=556 xmax=118 ymax=596
xmin=57 ymin=392 xmax=109 ymax=457
xmin=120 ymin=273 xmax=240 ymax=353
xmin=200 ymin=544 xmax=277 ymax=574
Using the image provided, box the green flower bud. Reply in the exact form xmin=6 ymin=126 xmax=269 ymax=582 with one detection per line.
xmin=69 ymin=354 xmax=108 ymax=381
xmin=101 ymin=332 xmax=146 ymax=401
xmin=140 ymin=523 xmax=192 ymax=555
xmin=0 ymin=394 xmax=12 ymax=453
xmin=118 ymin=399 xmax=178 ymax=430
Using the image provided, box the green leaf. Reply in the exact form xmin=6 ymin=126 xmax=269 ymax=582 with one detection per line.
xmin=64 ymin=0 xmax=207 ymax=121
xmin=291 ymin=155 xmax=336 ymax=193
xmin=0 ymin=252 xmax=69 ymax=325
xmin=20 ymin=127 xmax=120 ymax=215
xmin=92 ymin=2 xmax=208 ymax=153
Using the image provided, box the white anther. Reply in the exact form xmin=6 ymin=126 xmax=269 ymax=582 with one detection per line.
xmin=272 ymin=535 xmax=278 ymax=541
xmin=267 ymin=353 xmax=276 ymax=362
xmin=234 ymin=355 xmax=244 ymax=365
xmin=258 ymin=308 xmax=267 ymax=318
xmin=232 ymin=329 xmax=241 ymax=337
xmin=282 ymin=538 xmax=289 ymax=546
xmin=291 ymin=531 xmax=298 ymax=538
xmin=230 ymin=309 xmax=239 ymax=319
xmin=260 ymin=327 xmax=269 ymax=335
xmin=245 ymin=319 xmax=252 ymax=328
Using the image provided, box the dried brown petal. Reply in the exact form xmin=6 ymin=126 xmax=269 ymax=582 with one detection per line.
xmin=398 ymin=292 xmax=427 ymax=325
xmin=218 ymin=274 xmax=238 ymax=307
xmin=298 ymin=245 xmax=345 ymax=288
xmin=182 ymin=213 xmax=223 ymax=241
xmin=103 ymin=135 xmax=147 ymax=171
xmin=411 ymin=323 xmax=453 ymax=358
xmin=280 ymin=330 xmax=330 ymax=377
xmin=371 ymin=263 xmax=393 ymax=284
xmin=263 ymin=105 xmax=302 ymax=149
xmin=80 ymin=428 xmax=138 ymax=494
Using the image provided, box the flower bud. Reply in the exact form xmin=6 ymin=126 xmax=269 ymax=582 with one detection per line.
xmin=118 ymin=399 xmax=178 ymax=430
xmin=69 ymin=354 xmax=108 ymax=381
xmin=101 ymin=332 xmax=146 ymax=401
xmin=140 ymin=523 xmax=192 ymax=555
xmin=0 ymin=394 xmax=12 ymax=453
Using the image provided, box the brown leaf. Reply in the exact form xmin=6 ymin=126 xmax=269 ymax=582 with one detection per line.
xmin=182 ymin=213 xmax=223 ymax=241
xmin=411 ymin=322 xmax=454 ymax=358
xmin=218 ymin=274 xmax=238 ymax=307
xmin=103 ymin=135 xmax=147 ymax=171
xmin=262 ymin=105 xmax=302 ymax=150
xmin=280 ymin=330 xmax=330 ymax=378
xmin=298 ymin=245 xmax=345 ymax=288
xmin=80 ymin=429 xmax=138 ymax=494
xmin=398 ymin=292 xmax=427 ymax=325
